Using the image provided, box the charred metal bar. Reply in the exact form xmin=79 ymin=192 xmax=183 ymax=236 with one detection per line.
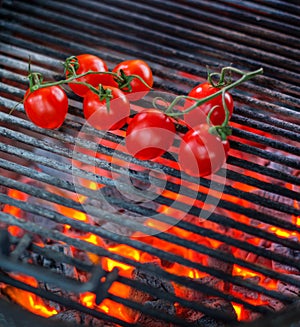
xmin=0 ymin=208 xmax=298 ymax=309
xmin=1 ymin=0 xmax=300 ymax=325
xmin=244 ymin=301 xmax=300 ymax=327
xmin=0 ymin=230 xmax=117 ymax=295
xmin=8 ymin=0 xmax=299 ymax=80
xmin=0 ymin=136 xmax=299 ymax=251
xmin=10 ymin=233 xmax=32 ymax=260
xmin=0 ymin=272 xmax=136 ymax=327
xmin=1 ymin=176 xmax=300 ymax=277
xmin=0 ymin=298 xmax=76 ymax=327
xmin=0 ymin=121 xmax=299 ymax=232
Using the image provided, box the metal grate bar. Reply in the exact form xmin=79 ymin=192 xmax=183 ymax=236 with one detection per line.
xmin=1 ymin=27 xmax=300 ymax=110
xmin=0 ymin=208 xmax=296 ymax=312
xmin=79 ymin=0 xmax=300 ymax=49
xmin=0 ymin=109 xmax=299 ymax=243
xmin=0 ymin=211 xmax=274 ymax=319
xmin=0 ymin=151 xmax=299 ymax=272
xmin=2 ymin=1 xmax=300 ymax=87
xmin=1 ymin=178 xmax=300 ymax=287
xmin=0 ymin=272 xmax=139 ymax=327
xmin=1 ymin=0 xmax=300 ymax=325
xmin=0 ymin=118 xmax=299 ymax=240
xmin=146 ymin=0 xmax=300 ymax=36
xmin=11 ymin=0 xmax=300 ymax=75
xmin=2 ymin=33 xmax=300 ymax=119
xmin=1 ymin=119 xmax=299 ymax=204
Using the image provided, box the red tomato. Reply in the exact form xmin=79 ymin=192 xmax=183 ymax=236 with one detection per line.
xmin=183 ymin=82 xmax=234 ymax=127
xmin=23 ymin=86 xmax=68 ymax=129
xmin=111 ymin=59 xmax=153 ymax=101
xmin=83 ymin=86 xmax=130 ymax=131
xmin=178 ymin=124 xmax=229 ymax=177
xmin=67 ymin=54 xmax=110 ymax=97
xmin=126 ymin=109 xmax=176 ymax=160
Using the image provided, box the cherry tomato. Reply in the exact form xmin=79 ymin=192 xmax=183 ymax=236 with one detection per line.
xmin=83 ymin=86 xmax=130 ymax=131
xmin=111 ymin=59 xmax=153 ymax=101
xmin=23 ymin=86 xmax=68 ymax=129
xmin=178 ymin=124 xmax=229 ymax=177
xmin=183 ymin=82 xmax=234 ymax=127
xmin=126 ymin=109 xmax=175 ymax=160
xmin=67 ymin=54 xmax=110 ymax=97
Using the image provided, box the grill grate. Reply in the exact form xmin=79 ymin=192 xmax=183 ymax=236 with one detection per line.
xmin=0 ymin=0 xmax=300 ymax=326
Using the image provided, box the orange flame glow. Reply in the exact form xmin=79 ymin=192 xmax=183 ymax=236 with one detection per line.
xmin=2 ymin=157 xmax=299 ymax=324
xmin=4 ymin=274 xmax=57 ymax=317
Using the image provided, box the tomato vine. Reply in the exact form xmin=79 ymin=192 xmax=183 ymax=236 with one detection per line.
xmin=17 ymin=54 xmax=263 ymax=176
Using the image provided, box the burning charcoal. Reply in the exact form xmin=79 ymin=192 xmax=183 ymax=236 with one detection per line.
xmin=178 ymin=309 xmax=204 ymax=323
xmin=232 ymin=276 xmax=260 ymax=301
xmin=100 ymin=221 xmax=142 ymax=241
xmin=201 ymin=298 xmax=237 ymax=320
xmin=88 ymin=177 xmax=159 ymax=227
xmin=137 ymin=299 xmax=175 ymax=327
xmin=23 ymin=196 xmax=63 ymax=231
xmin=176 ymin=276 xmax=225 ymax=322
xmin=199 ymin=276 xmax=224 ymax=293
xmin=132 ymin=263 xmax=174 ymax=294
xmin=266 ymin=154 xmax=299 ymax=187
xmin=207 ymin=244 xmax=233 ymax=291
xmin=127 ymin=264 xmax=175 ymax=326
xmin=178 ymin=297 xmax=236 ymax=324
xmin=271 ymin=237 xmax=300 ymax=274
xmin=0 ymin=185 xmax=7 ymax=212
xmin=244 ymin=240 xmax=273 ymax=269
xmin=177 ymin=276 xmax=224 ymax=302
xmin=131 ymin=263 xmax=174 ymax=304
xmin=207 ymin=244 xmax=233 ymax=274
xmin=24 ymin=182 xmax=64 ymax=240
xmin=51 ymin=310 xmax=117 ymax=326
xmin=245 ymin=310 xmax=262 ymax=322
xmin=31 ymin=244 xmax=78 ymax=280
xmin=251 ymin=189 xmax=295 ymax=223
xmin=197 ymin=316 xmax=226 ymax=327
xmin=260 ymin=294 xmax=285 ymax=312
xmin=277 ymin=275 xmax=300 ymax=297
xmin=30 ymin=243 xmax=79 ymax=311
xmin=42 ymin=244 xmax=78 ymax=279
xmin=232 ymin=285 xmax=259 ymax=300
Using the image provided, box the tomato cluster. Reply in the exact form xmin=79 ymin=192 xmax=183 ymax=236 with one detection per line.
xmin=23 ymin=54 xmax=153 ymax=131
xmin=22 ymin=56 xmax=262 ymax=178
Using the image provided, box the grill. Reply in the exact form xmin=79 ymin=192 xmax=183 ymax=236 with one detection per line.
xmin=0 ymin=0 xmax=300 ymax=326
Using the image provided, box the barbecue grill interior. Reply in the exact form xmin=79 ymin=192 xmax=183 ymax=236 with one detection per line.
xmin=0 ymin=1 xmax=300 ymax=327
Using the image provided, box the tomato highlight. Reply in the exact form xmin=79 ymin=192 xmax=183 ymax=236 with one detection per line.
xmin=83 ymin=86 xmax=130 ymax=131
xmin=183 ymin=82 xmax=234 ymax=127
xmin=178 ymin=124 xmax=229 ymax=177
xmin=23 ymin=86 xmax=68 ymax=129
xmin=111 ymin=59 xmax=153 ymax=101
xmin=66 ymin=54 xmax=110 ymax=97
xmin=126 ymin=109 xmax=176 ymax=160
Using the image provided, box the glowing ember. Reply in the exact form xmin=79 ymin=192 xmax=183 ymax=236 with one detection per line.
xmin=3 ymin=274 xmax=57 ymax=318
xmin=1 ymin=158 xmax=299 ymax=325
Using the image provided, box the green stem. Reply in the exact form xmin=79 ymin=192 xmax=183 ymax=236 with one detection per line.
xmin=165 ymin=95 xmax=191 ymax=114
xmin=152 ymin=96 xmax=170 ymax=110
xmin=28 ymin=70 xmax=152 ymax=95
xmin=29 ymin=70 xmax=120 ymax=92
xmin=167 ymin=67 xmax=263 ymax=117
xmin=125 ymin=73 xmax=153 ymax=89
